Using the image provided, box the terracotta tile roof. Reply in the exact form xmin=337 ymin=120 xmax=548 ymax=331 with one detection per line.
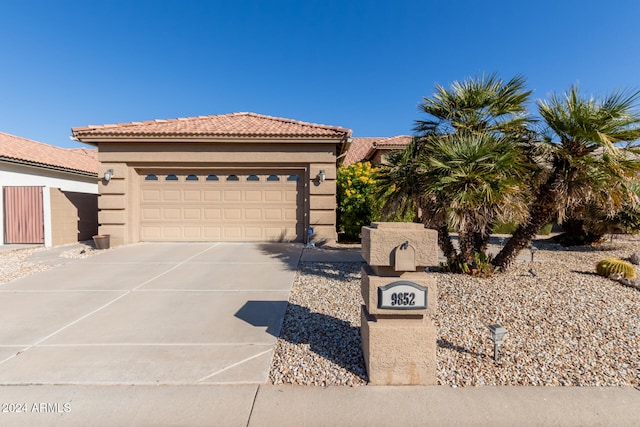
xmin=343 ymin=138 xmax=378 ymax=166
xmin=0 ymin=132 xmax=99 ymax=176
xmin=71 ymin=112 xmax=352 ymax=140
xmin=373 ymin=135 xmax=413 ymax=149
xmin=343 ymin=136 xmax=412 ymax=166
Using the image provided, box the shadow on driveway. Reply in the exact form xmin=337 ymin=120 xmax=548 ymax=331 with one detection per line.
xmin=237 ymin=300 xmax=368 ymax=382
xmin=234 ymin=300 xmax=290 ymax=337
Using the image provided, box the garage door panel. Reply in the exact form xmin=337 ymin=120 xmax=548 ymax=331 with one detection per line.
xmin=264 ymin=191 xmax=282 ymax=202
xmin=224 ymin=208 xmax=242 ymax=220
xmin=183 ymin=227 xmax=202 ymax=239
xmin=204 ymin=209 xmax=221 ymax=220
xmin=141 ymin=226 xmax=162 ymax=239
xmin=284 ymin=208 xmax=298 ymax=220
xmin=224 ymin=191 xmax=242 ymax=201
xmin=244 ymin=209 xmax=261 ymax=220
xmin=142 ymin=190 xmax=161 ymax=201
xmin=184 ymin=209 xmax=201 ymax=220
xmin=141 ymin=208 xmax=161 ymax=220
xmin=163 ymin=227 xmax=182 ymax=239
xmin=284 ymin=191 xmax=297 ymax=202
xmin=164 ymin=208 xmax=181 ymax=220
xmin=244 ymin=227 xmax=262 ymax=239
xmin=265 ymin=209 xmax=283 ymax=220
xmin=244 ymin=190 xmax=262 ymax=202
xmin=223 ymin=227 xmax=242 ymax=239
xmin=163 ymin=190 xmax=181 ymax=201
xmin=140 ymin=171 xmax=302 ymax=242
xmin=204 ymin=191 xmax=221 ymax=201
xmin=184 ymin=190 xmax=201 ymax=201
xmin=204 ymin=227 xmax=221 ymax=239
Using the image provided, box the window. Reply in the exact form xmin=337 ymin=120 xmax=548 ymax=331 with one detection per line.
xmin=247 ymin=174 xmax=260 ymax=181
xmin=267 ymin=175 xmax=280 ymax=182
xmin=206 ymin=174 xmax=219 ymax=181
xmin=186 ymin=174 xmax=199 ymax=181
xmin=226 ymin=174 xmax=239 ymax=181
xmin=145 ymin=174 xmax=158 ymax=181
xmin=287 ymin=174 xmax=300 ymax=181
xmin=165 ymin=174 xmax=179 ymax=181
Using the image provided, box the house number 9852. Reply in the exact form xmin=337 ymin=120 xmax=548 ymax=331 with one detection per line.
xmin=390 ymin=292 xmax=415 ymax=306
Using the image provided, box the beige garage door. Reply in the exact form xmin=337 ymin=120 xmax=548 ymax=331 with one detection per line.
xmin=139 ymin=170 xmax=303 ymax=242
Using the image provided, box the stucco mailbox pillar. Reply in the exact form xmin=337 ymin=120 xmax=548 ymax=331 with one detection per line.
xmin=360 ymin=222 xmax=438 ymax=385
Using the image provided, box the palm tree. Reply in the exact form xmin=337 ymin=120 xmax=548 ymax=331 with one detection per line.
xmin=375 ymin=138 xmax=460 ymax=265
xmin=377 ymin=74 xmax=533 ymax=267
xmin=415 ymin=73 xmax=533 ymax=138
xmin=493 ymin=86 xmax=640 ymax=269
xmin=422 ymin=132 xmax=529 ymax=264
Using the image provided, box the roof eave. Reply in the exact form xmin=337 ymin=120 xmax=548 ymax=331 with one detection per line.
xmin=72 ymin=134 xmax=350 ymax=144
xmin=0 ymin=156 xmax=98 ymax=178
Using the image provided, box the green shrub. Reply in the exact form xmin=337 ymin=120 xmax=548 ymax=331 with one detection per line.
xmin=440 ymin=252 xmax=499 ymax=278
xmin=596 ymin=258 xmax=636 ymax=278
xmin=492 ymin=221 xmax=552 ymax=235
xmin=337 ymin=162 xmax=378 ymax=241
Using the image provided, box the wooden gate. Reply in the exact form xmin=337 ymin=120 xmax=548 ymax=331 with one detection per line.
xmin=3 ymin=186 xmax=45 ymax=244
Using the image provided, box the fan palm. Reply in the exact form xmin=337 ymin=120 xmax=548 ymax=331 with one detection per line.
xmin=377 ymin=74 xmax=534 ymax=268
xmin=422 ymin=132 xmax=529 ymax=264
xmin=415 ymin=73 xmax=533 ymax=138
xmin=493 ymin=86 xmax=640 ymax=268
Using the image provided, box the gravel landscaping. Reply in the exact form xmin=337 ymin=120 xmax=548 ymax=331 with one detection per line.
xmin=270 ymin=237 xmax=640 ymax=387
xmin=0 ymin=247 xmax=53 ymax=284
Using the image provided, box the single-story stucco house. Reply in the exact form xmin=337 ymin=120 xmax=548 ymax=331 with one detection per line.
xmin=71 ymin=112 xmax=352 ymax=246
xmin=0 ymin=132 xmax=99 ymax=246
xmin=343 ymin=135 xmax=412 ymax=166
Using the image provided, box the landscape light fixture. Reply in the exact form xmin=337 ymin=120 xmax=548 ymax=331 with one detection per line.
xmin=488 ymin=323 xmax=507 ymax=361
xmin=317 ymin=170 xmax=326 ymax=182
xmin=103 ymin=169 xmax=114 ymax=182
xmin=530 ymin=245 xmax=538 ymax=262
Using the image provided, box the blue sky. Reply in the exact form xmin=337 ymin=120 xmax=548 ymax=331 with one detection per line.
xmin=1 ymin=0 xmax=639 ymax=148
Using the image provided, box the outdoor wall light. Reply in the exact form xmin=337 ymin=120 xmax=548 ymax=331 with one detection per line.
xmin=488 ymin=323 xmax=507 ymax=361
xmin=103 ymin=169 xmax=114 ymax=182
xmin=530 ymin=245 xmax=538 ymax=262
xmin=317 ymin=170 xmax=326 ymax=182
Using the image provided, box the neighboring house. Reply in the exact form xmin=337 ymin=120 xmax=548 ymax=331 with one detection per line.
xmin=0 ymin=132 xmax=99 ymax=247
xmin=343 ymin=135 xmax=412 ymax=166
xmin=71 ymin=112 xmax=351 ymax=246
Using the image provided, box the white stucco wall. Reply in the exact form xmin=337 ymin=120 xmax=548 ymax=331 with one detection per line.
xmin=0 ymin=162 xmax=98 ymax=246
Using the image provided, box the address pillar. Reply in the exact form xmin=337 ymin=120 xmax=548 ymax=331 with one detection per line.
xmin=360 ymin=222 xmax=439 ymax=385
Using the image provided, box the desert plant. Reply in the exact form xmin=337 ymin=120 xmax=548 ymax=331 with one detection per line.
xmin=440 ymin=252 xmax=498 ymax=278
xmin=337 ymin=161 xmax=378 ymax=241
xmin=494 ymin=86 xmax=640 ymax=269
xmin=596 ymin=258 xmax=637 ymax=278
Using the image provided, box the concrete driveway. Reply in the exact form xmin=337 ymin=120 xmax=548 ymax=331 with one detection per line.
xmin=0 ymin=242 xmax=301 ymax=385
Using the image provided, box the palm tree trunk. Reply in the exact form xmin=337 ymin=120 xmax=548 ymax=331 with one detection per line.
xmin=473 ymin=217 xmax=494 ymax=254
xmin=435 ymin=223 xmax=458 ymax=265
xmin=492 ymin=175 xmax=562 ymax=269
xmin=459 ymin=226 xmax=476 ymax=264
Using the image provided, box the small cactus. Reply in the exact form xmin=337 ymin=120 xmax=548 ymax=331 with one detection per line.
xmin=596 ymin=258 xmax=637 ymax=279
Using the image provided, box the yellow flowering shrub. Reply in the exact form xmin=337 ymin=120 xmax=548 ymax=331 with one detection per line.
xmin=337 ymin=161 xmax=379 ymax=240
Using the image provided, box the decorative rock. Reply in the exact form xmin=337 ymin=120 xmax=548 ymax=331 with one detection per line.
xmin=269 ymin=236 xmax=640 ymax=388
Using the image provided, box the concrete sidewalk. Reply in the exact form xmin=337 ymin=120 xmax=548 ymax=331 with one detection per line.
xmin=0 ymin=384 xmax=638 ymax=426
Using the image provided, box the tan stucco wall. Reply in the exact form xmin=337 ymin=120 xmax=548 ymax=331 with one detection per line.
xmin=97 ymin=141 xmax=340 ymax=246
xmin=50 ymin=188 xmax=98 ymax=246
